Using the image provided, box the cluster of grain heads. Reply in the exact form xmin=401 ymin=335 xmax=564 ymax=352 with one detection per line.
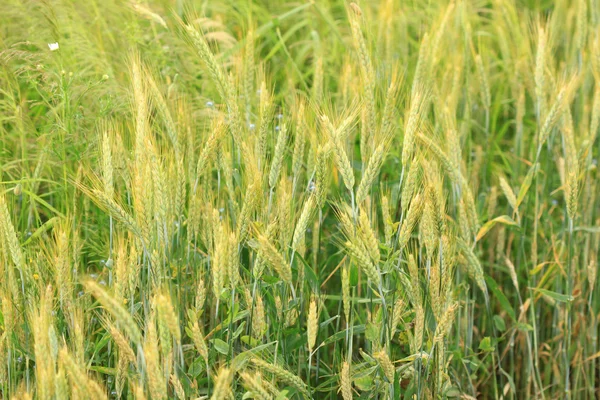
xmin=1 ymin=0 xmax=600 ymax=398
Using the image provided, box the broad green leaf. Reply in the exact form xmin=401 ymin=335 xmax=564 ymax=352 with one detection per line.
xmin=479 ymin=336 xmax=494 ymax=352
xmin=493 ymin=315 xmax=506 ymax=331
xmin=533 ymin=288 xmax=574 ymax=303
xmin=188 ymin=356 xmax=205 ymax=377
xmin=485 ymin=275 xmax=516 ymax=321
xmin=212 ymin=338 xmax=230 ymax=355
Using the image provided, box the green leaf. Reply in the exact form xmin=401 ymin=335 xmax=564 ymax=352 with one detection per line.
xmin=485 ymin=275 xmax=516 ymax=321
xmin=532 ymin=287 xmax=574 ymax=303
xmin=294 ymin=251 xmax=319 ymax=292
xmin=240 ymin=335 xmax=260 ymax=347
xmin=476 ymin=215 xmax=519 ymax=241
xmin=444 ymin=386 xmax=462 ymax=398
xmin=354 ymin=372 xmax=375 ymax=391
xmin=493 ymin=315 xmax=506 ymax=331
xmin=88 ymin=365 xmax=116 ymax=375
xmin=516 ymin=322 xmax=533 ymax=332
xmin=212 ymin=338 xmax=230 ymax=355
xmin=479 ymin=336 xmax=494 ymax=352
xmin=22 ymin=216 xmax=59 ymax=246
xmin=188 ymin=356 xmax=205 ymax=378
xmin=233 ymin=321 xmax=246 ymax=339
xmin=516 ymin=163 xmax=539 ymax=208
xmin=232 ymin=341 xmax=276 ymax=370
xmin=22 ymin=189 xmax=65 ymax=218
xmin=322 ymin=325 xmax=365 ymax=346
xmin=275 ymin=390 xmax=290 ymax=400
xmin=349 ymin=263 xmax=359 ymax=287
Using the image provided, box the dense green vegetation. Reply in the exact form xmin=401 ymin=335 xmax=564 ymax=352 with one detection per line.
xmin=0 ymin=0 xmax=599 ymax=398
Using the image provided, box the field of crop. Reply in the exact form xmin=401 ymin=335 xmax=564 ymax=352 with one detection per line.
xmin=0 ymin=0 xmax=599 ymax=398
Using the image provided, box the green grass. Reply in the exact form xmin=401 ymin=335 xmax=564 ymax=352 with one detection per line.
xmin=0 ymin=0 xmax=599 ymax=399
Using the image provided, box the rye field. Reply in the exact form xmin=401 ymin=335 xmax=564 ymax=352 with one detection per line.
xmin=0 ymin=0 xmax=599 ymax=398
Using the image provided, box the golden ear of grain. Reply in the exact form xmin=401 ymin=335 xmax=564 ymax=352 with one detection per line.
xmin=0 ymin=194 xmax=24 ymax=270
xmin=307 ymin=297 xmax=319 ymax=353
xmin=100 ymin=127 xmax=114 ymax=200
xmin=252 ymin=293 xmax=266 ymax=338
xmin=211 ymin=367 xmax=233 ymax=400
xmin=358 ymin=208 xmax=380 ymax=265
xmin=401 ymin=160 xmax=420 ymax=214
xmin=381 ymin=194 xmax=394 ymax=246
xmin=253 ymin=230 xmax=292 ymax=284
xmin=269 ymin=124 xmax=289 ymax=189
xmin=412 ymin=304 xmax=425 ymax=354
xmin=30 ymin=287 xmax=55 ymax=400
xmin=315 ymin=144 xmax=331 ymax=207
xmin=144 ymin=317 xmax=167 ymax=400
xmin=188 ymin=319 xmax=209 ymax=363
xmin=155 ymin=293 xmax=181 ymax=342
xmin=55 ymin=367 xmax=69 ymax=400
xmin=345 ymin=240 xmax=379 ymax=284
xmin=356 ymin=141 xmax=386 ymax=205
xmin=457 ymin=238 xmax=488 ymax=295
xmin=433 ymin=302 xmax=458 ymax=345
xmin=170 ymin=374 xmax=186 ymax=400
xmin=421 ymin=189 xmax=438 ymax=260
xmin=499 ymin=177 xmax=518 ymax=215
xmin=374 ymin=349 xmax=395 ymax=382
xmin=84 ymin=279 xmax=142 ymax=345
xmin=380 ymin=69 xmax=401 ymax=138
xmin=475 ymin=54 xmax=491 ymax=111
xmin=91 ymin=189 xmax=144 ymax=240
xmin=342 ymin=267 xmax=351 ymax=322
xmin=348 ymin=3 xmax=375 ymax=161
xmin=402 ymin=91 xmax=428 ymax=168
xmin=195 ymin=118 xmax=227 ymax=182
xmin=398 ymin=193 xmax=424 ymax=251
xmin=240 ymin=371 xmax=272 ymax=400
xmin=103 ymin=318 xmax=137 ymax=364
xmin=588 ymin=259 xmax=598 ymax=293
xmin=182 ymin=22 xmax=242 ymax=144
xmin=292 ymin=101 xmax=307 ymax=184
xmin=565 ymin=169 xmax=579 ymax=222
xmin=340 ymin=361 xmax=353 ymax=400
xmin=250 ymin=358 xmax=310 ymax=398
xmin=535 ymin=24 xmax=547 ymax=119
xmin=59 ymin=347 xmax=108 ymax=400
xmin=392 ymin=295 xmax=405 ymax=333
xmin=195 ymin=277 xmax=206 ymax=313
xmin=323 ymin=116 xmax=355 ymax=191
xmin=292 ymin=195 xmax=316 ymax=252
xmin=145 ymin=68 xmax=179 ymax=154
